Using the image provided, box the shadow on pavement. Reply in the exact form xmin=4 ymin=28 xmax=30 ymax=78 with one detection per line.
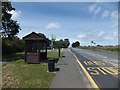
xmin=54 ymin=68 xmax=60 ymax=71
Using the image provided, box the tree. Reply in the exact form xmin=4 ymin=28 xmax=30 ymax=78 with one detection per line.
xmin=72 ymin=43 xmax=76 ymax=47
xmin=38 ymin=33 xmax=46 ymax=38
xmin=91 ymin=41 xmax=94 ymax=44
xmin=38 ymin=33 xmax=51 ymax=47
xmin=72 ymin=41 xmax=80 ymax=47
xmin=64 ymin=38 xmax=70 ymax=48
xmin=1 ymin=1 xmax=21 ymax=38
xmin=2 ymin=36 xmax=25 ymax=54
xmin=75 ymin=41 xmax=80 ymax=47
xmin=52 ymin=39 xmax=70 ymax=48
xmin=59 ymin=39 xmax=64 ymax=48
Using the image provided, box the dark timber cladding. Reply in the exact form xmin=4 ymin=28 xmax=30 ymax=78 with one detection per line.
xmin=23 ymin=32 xmax=49 ymax=64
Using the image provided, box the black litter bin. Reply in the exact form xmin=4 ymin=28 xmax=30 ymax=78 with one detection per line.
xmin=48 ymin=59 xmax=55 ymax=72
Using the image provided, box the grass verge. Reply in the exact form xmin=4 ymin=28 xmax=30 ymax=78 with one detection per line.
xmin=2 ymin=60 xmax=55 ymax=88
xmin=2 ymin=50 xmax=64 ymax=88
xmin=47 ymin=50 xmax=64 ymax=59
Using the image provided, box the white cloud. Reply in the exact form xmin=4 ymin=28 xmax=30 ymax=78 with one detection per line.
xmin=111 ymin=11 xmax=118 ymax=28
xmin=77 ymin=33 xmax=95 ymax=41
xmin=104 ymin=32 xmax=118 ymax=40
xmin=101 ymin=10 xmax=118 ymax=28
xmin=97 ymin=31 xmax=116 ymax=41
xmin=77 ymin=34 xmax=87 ymax=39
xmin=112 ymin=22 xmax=118 ymax=28
xmin=97 ymin=31 xmax=118 ymax=41
xmin=8 ymin=10 xmax=22 ymax=20
xmin=94 ymin=7 xmax=101 ymax=15
xmin=101 ymin=10 xmax=110 ymax=18
xmin=111 ymin=11 xmax=118 ymax=19
xmin=46 ymin=22 xmax=61 ymax=30
xmin=77 ymin=31 xmax=108 ymax=42
xmin=98 ymin=31 xmax=106 ymax=37
xmin=77 ymin=31 xmax=117 ymax=42
xmin=74 ymin=31 xmax=118 ymax=45
xmin=89 ymin=4 xmax=101 ymax=18
xmin=113 ymin=32 xmax=118 ymax=38
xmin=89 ymin=4 xmax=97 ymax=13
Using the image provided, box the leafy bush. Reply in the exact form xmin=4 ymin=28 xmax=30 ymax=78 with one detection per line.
xmin=2 ymin=37 xmax=25 ymax=55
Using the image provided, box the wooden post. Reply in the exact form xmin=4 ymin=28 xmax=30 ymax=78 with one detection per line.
xmin=25 ymin=41 xmax=27 ymax=63
xmin=46 ymin=42 xmax=47 ymax=59
xmin=58 ymin=46 xmax=60 ymax=57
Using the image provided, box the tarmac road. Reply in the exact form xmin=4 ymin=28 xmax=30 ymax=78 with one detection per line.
xmin=71 ymin=48 xmax=119 ymax=89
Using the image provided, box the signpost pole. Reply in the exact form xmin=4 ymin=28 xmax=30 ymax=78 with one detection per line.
xmin=58 ymin=46 xmax=60 ymax=57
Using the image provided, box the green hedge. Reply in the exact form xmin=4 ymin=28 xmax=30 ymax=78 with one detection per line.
xmin=2 ymin=37 xmax=25 ymax=54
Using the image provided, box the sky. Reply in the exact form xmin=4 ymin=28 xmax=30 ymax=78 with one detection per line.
xmin=10 ymin=1 xmax=119 ymax=46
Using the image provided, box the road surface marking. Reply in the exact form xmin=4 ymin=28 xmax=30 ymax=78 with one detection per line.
xmin=83 ymin=60 xmax=119 ymax=75
xmin=87 ymin=67 xmax=107 ymax=75
xmin=84 ymin=61 xmax=88 ymax=65
xmin=84 ymin=61 xmax=106 ymax=66
xmin=96 ymin=67 xmax=107 ymax=75
xmin=72 ymin=53 xmax=99 ymax=89
xmin=106 ymin=67 xmax=118 ymax=74
xmin=87 ymin=67 xmax=100 ymax=75
xmin=101 ymin=67 xmax=118 ymax=75
xmin=87 ymin=67 xmax=119 ymax=75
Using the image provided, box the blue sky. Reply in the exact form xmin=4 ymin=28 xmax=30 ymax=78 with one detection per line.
xmin=10 ymin=2 xmax=118 ymax=46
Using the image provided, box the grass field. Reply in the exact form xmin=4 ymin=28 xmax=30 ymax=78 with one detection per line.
xmin=2 ymin=50 xmax=64 ymax=88
xmin=78 ymin=45 xmax=120 ymax=52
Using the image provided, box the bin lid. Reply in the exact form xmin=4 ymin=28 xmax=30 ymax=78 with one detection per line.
xmin=48 ymin=59 xmax=55 ymax=61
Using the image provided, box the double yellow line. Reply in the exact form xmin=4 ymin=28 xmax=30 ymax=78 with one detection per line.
xmin=72 ymin=53 xmax=100 ymax=90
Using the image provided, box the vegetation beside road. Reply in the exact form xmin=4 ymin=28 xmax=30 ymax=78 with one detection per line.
xmin=3 ymin=49 xmax=64 ymax=60
xmin=2 ymin=49 xmax=64 ymax=88
xmin=2 ymin=2 xmax=65 ymax=88
xmin=78 ymin=45 xmax=120 ymax=52
xmin=2 ymin=60 xmax=55 ymax=88
xmin=47 ymin=49 xmax=64 ymax=59
xmin=2 ymin=52 xmax=24 ymax=60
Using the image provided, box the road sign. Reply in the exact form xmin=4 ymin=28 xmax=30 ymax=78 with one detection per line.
xmin=52 ymin=34 xmax=56 ymax=40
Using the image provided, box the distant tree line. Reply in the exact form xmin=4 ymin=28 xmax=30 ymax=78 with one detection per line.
xmin=53 ymin=39 xmax=70 ymax=48
xmin=72 ymin=41 xmax=80 ymax=47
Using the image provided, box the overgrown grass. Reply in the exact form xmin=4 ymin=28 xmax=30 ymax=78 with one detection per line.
xmin=78 ymin=45 xmax=120 ymax=52
xmin=2 ymin=60 xmax=55 ymax=88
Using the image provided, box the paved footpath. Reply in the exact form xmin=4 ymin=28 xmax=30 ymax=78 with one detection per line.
xmin=50 ymin=49 xmax=92 ymax=88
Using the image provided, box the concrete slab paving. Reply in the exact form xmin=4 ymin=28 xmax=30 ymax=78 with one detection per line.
xmin=50 ymin=49 xmax=90 ymax=88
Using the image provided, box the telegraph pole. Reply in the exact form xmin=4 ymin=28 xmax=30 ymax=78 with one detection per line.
xmin=91 ymin=41 xmax=94 ymax=50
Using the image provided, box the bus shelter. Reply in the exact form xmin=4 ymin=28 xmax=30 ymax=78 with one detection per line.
xmin=23 ymin=32 xmax=49 ymax=64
